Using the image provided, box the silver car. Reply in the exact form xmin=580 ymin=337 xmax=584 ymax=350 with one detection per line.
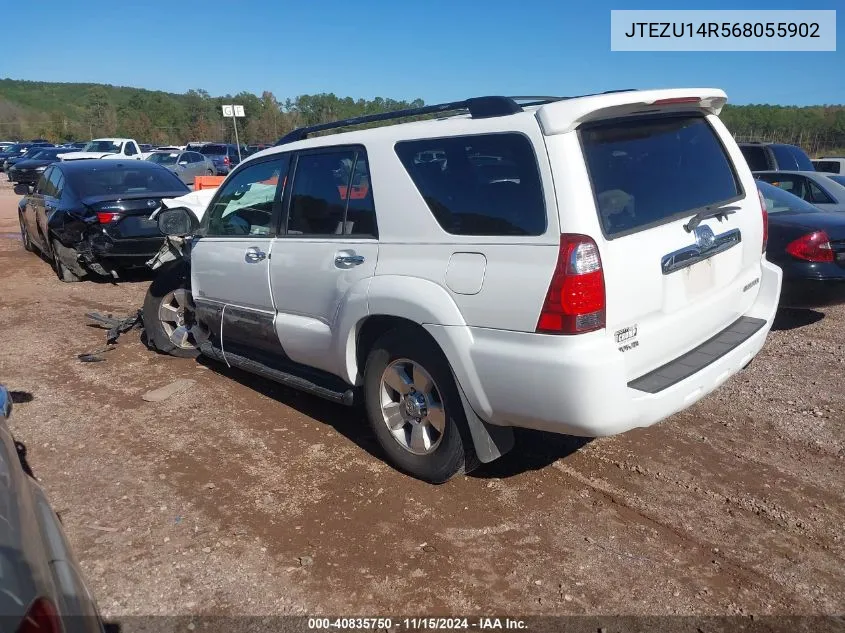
xmin=0 ymin=386 xmax=105 ymax=631
xmin=146 ymin=150 xmax=215 ymax=185
xmin=754 ymin=170 xmax=845 ymax=213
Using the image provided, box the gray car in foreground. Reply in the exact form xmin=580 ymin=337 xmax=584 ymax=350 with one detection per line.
xmin=0 ymin=386 xmax=105 ymax=632
xmin=146 ymin=150 xmax=215 ymax=185
xmin=754 ymin=170 xmax=845 ymax=213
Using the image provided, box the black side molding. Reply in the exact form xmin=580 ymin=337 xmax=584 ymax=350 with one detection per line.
xmin=199 ymin=342 xmax=356 ymax=405
xmin=628 ymin=316 xmax=766 ymax=394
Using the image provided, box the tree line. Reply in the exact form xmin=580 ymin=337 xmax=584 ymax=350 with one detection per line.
xmin=1 ymin=79 xmax=843 ymax=155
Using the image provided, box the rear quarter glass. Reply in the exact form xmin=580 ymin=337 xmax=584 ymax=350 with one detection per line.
xmin=580 ymin=113 xmax=743 ymax=239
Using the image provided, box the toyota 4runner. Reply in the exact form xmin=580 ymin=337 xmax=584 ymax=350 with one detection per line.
xmin=145 ymin=89 xmax=782 ymax=483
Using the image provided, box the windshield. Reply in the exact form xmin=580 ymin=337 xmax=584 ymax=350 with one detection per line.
xmin=68 ymin=166 xmax=189 ymax=197
xmin=199 ymin=144 xmax=227 ymax=156
xmin=4 ymin=144 xmax=25 ymax=153
xmin=757 ymin=180 xmax=819 ymax=214
xmin=20 ymin=148 xmax=42 ymax=159
xmin=30 ymin=149 xmax=62 ymax=160
xmin=83 ymin=140 xmax=122 ymax=153
xmin=825 ymin=175 xmax=845 ymax=188
xmin=148 ymin=152 xmax=179 ymax=165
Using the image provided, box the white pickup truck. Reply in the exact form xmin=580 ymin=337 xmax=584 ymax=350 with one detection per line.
xmin=59 ymin=138 xmax=143 ymax=161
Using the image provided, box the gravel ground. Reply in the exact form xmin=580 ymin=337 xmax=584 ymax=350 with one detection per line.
xmin=0 ymin=180 xmax=843 ymax=628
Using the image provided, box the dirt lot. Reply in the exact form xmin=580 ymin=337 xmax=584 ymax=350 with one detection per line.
xmin=1 ymin=179 xmax=844 ymax=625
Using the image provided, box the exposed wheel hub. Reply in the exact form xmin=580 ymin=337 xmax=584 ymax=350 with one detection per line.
xmin=404 ymin=391 xmax=427 ymax=420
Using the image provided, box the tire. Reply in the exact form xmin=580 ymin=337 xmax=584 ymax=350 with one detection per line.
xmin=142 ymin=261 xmax=205 ymax=358
xmin=19 ymin=212 xmax=33 ymax=252
xmin=363 ymin=328 xmax=478 ymax=483
xmin=51 ymin=239 xmax=81 ymax=282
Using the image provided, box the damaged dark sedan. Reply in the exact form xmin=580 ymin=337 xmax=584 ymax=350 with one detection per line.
xmin=16 ymin=160 xmax=189 ymax=281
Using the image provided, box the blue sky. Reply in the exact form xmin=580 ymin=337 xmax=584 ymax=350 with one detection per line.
xmin=1 ymin=0 xmax=842 ymax=106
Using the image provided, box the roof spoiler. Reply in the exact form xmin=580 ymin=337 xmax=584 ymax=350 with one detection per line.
xmin=536 ymin=88 xmax=728 ymax=136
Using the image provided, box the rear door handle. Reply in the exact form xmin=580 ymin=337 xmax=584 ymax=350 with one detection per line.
xmin=334 ymin=252 xmax=365 ymax=267
xmin=245 ymin=246 xmax=266 ymax=263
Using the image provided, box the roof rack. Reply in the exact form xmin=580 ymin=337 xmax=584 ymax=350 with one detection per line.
xmin=274 ymin=90 xmax=637 ymax=146
xmin=275 ymin=96 xmax=543 ymax=146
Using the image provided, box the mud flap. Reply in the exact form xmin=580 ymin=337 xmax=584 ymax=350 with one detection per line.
xmin=451 ymin=370 xmax=514 ymax=463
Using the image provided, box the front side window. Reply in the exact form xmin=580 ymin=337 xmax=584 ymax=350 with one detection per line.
xmin=205 ymin=157 xmax=289 ymax=237
xmin=757 ymin=174 xmax=802 ymax=197
xmin=286 ymin=149 xmax=377 ymax=237
xmin=395 ymin=133 xmax=546 ymax=236
xmin=582 ymin=115 xmax=742 ymax=238
xmin=124 ymin=143 xmax=138 ymax=156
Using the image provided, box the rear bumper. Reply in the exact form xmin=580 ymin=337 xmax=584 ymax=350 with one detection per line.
xmin=426 ymin=259 xmax=782 ymax=437
xmin=777 ymin=260 xmax=845 ymax=307
xmin=80 ymin=233 xmax=164 ymax=271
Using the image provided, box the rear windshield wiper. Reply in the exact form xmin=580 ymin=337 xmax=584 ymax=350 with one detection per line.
xmin=683 ymin=203 xmax=741 ymax=233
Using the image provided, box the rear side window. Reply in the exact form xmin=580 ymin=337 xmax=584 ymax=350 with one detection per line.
xmin=770 ymin=145 xmax=814 ymax=171
xmin=582 ymin=115 xmax=741 ymax=238
xmin=395 ymin=133 xmax=546 ymax=236
xmin=740 ymin=146 xmax=770 ymax=171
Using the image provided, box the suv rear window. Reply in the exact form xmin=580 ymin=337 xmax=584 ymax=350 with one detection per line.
xmin=395 ymin=133 xmax=546 ymax=236
xmin=582 ymin=115 xmax=741 ymax=238
xmin=200 ymin=144 xmax=227 ymax=155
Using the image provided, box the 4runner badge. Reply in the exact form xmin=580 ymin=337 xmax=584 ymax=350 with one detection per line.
xmin=615 ymin=325 xmax=639 ymax=352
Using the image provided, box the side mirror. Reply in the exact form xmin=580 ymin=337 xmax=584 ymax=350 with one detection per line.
xmin=178 ymin=161 xmax=188 ymax=166
xmin=157 ymin=207 xmax=199 ymax=237
xmin=14 ymin=183 xmax=32 ymax=196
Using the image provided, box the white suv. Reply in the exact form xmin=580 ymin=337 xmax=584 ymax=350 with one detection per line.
xmin=145 ymin=89 xmax=782 ymax=483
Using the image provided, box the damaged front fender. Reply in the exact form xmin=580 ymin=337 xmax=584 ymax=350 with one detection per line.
xmin=146 ymin=236 xmax=190 ymax=271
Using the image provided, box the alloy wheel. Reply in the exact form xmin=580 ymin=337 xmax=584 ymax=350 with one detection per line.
xmin=158 ymin=288 xmax=207 ymax=349
xmin=379 ymin=358 xmax=446 ymax=455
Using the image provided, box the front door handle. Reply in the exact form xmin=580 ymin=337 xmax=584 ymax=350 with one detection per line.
xmin=245 ymin=246 xmax=266 ymax=263
xmin=335 ymin=252 xmax=365 ymax=267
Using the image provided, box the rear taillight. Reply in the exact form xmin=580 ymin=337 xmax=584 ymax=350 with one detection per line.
xmin=97 ymin=212 xmax=121 ymax=224
xmin=223 ymin=156 xmax=230 ymax=166
xmin=758 ymin=188 xmax=768 ymax=253
xmin=537 ymin=234 xmax=606 ymax=335
xmin=786 ymin=231 xmax=834 ymax=263
xmin=17 ymin=597 xmax=60 ymax=633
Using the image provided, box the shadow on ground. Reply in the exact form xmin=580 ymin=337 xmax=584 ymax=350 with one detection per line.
xmin=197 ymin=356 xmax=590 ymax=480
xmin=772 ymin=307 xmax=825 ymax=331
